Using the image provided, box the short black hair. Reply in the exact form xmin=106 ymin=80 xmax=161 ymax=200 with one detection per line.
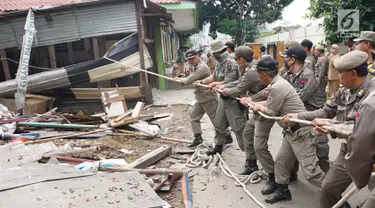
xmin=370 ymin=41 xmax=375 ymax=49
xmin=260 ymin=46 xmax=266 ymax=52
xmin=355 ymin=63 xmax=368 ymax=76
xmin=301 ymin=39 xmax=313 ymax=51
xmin=225 ymin=42 xmax=235 ymax=52
xmin=265 ymin=70 xmax=278 ymax=78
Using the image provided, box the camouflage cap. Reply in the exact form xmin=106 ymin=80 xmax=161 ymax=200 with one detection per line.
xmin=354 ymin=31 xmax=375 ymax=42
xmin=285 ymin=40 xmax=301 ymax=49
xmin=333 ymin=50 xmax=368 ymax=71
xmin=211 ymin=40 xmax=226 ymax=53
xmin=280 ymin=40 xmax=301 ymax=57
xmin=315 ymin=44 xmax=325 ymax=51
xmin=234 ymin=46 xmax=253 ymax=60
xmin=185 ymin=49 xmax=198 ymax=59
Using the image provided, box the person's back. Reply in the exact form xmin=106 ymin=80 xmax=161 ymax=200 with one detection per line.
xmin=266 ymin=75 xmax=306 ymax=128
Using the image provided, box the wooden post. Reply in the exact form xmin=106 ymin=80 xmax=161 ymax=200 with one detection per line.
xmin=92 ymin=38 xmax=100 ymax=60
xmin=67 ymin=42 xmax=73 ymax=65
xmin=47 ymin=45 xmax=57 ymax=69
xmin=0 ymin=50 xmax=11 ymax=80
xmin=37 ymin=47 xmax=49 ymax=68
xmin=135 ymin=1 xmax=153 ymax=104
xmin=93 ymin=37 xmax=110 ymax=87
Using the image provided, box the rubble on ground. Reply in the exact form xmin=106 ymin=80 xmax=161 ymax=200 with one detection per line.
xmin=0 ymin=88 xmax=196 ymax=208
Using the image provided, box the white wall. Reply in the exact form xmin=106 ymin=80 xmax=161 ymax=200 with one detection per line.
xmin=256 ymin=25 xmax=324 ymax=45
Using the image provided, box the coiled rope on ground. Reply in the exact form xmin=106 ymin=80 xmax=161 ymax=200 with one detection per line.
xmin=186 ymin=143 xmax=268 ymax=208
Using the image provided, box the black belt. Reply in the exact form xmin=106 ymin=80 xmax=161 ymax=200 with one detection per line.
xmin=285 ymin=123 xmax=301 ymax=134
xmin=220 ymin=95 xmax=235 ymax=100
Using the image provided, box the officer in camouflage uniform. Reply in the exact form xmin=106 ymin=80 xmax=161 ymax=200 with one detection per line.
xmin=219 ymin=46 xmax=266 ymax=175
xmin=175 ymin=49 xmax=231 ymax=148
xmin=314 ymin=44 xmax=329 ymax=94
xmin=345 ymin=88 xmax=375 ymax=208
xmin=282 ymin=46 xmax=330 ymax=182
xmin=301 ymin=39 xmax=316 ymax=72
xmin=249 ymin=56 xmax=325 ymax=204
xmin=354 ymin=31 xmax=375 ymax=80
xmin=198 ymin=40 xmax=241 ymax=155
xmin=285 ymin=50 xmax=375 ymax=208
xmin=278 ymin=40 xmax=301 ymax=77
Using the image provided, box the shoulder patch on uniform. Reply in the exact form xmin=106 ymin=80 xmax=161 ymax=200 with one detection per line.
xmin=299 ymin=78 xmax=307 ymax=84
xmin=368 ymin=64 xmax=375 ymax=75
xmin=357 ymin=89 xmax=365 ymax=97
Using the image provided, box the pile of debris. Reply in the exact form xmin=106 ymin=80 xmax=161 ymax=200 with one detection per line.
xmin=0 ymin=88 xmax=194 ymax=208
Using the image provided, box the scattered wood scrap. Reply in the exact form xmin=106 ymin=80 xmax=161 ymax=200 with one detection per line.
xmin=126 ymin=146 xmax=172 ymax=169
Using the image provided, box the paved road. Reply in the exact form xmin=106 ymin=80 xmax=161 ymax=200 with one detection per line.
xmin=153 ymin=88 xmax=370 ymax=208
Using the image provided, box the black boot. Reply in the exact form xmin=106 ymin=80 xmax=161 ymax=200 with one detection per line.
xmin=265 ymin=184 xmax=292 ymax=204
xmin=261 ymin=173 xmax=278 ymax=195
xmin=290 ymin=172 xmax=298 ymax=182
xmin=341 ymin=202 xmax=351 ymax=208
xmin=187 ymin=134 xmax=203 ymax=148
xmin=224 ymin=134 xmax=233 ymax=144
xmin=206 ymin=145 xmax=223 ymax=156
xmin=239 ymin=159 xmax=259 ymax=175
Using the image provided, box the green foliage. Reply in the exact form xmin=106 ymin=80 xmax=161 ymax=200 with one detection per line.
xmin=198 ymin=0 xmax=293 ymax=44
xmin=307 ymin=0 xmax=375 ymax=44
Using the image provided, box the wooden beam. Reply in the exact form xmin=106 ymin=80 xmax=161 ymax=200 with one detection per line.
xmin=0 ymin=50 xmax=11 ymax=80
xmin=67 ymin=42 xmax=73 ymax=64
xmin=93 ymin=37 xmax=110 ymax=87
xmin=92 ymin=38 xmax=100 ymax=60
xmin=37 ymin=47 xmax=49 ymax=68
xmin=131 ymin=101 xmax=145 ymax=118
xmin=126 ymin=146 xmax=172 ymax=169
xmin=47 ymin=45 xmax=56 ymax=69
xmin=47 ymin=87 xmax=143 ymax=100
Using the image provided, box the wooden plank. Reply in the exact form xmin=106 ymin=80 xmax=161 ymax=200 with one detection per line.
xmin=109 ymin=116 xmax=139 ymax=127
xmin=131 ymin=102 xmax=145 ymax=118
xmin=47 ymin=45 xmax=57 ymax=69
xmin=66 ymin=87 xmax=142 ymax=100
xmin=126 ymin=146 xmax=171 ymax=169
xmin=0 ymin=49 xmax=11 ymax=80
xmin=114 ymin=109 xmax=133 ymax=122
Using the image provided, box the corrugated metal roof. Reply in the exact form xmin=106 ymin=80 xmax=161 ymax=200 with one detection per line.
xmin=151 ymin=0 xmax=181 ymax=4
xmin=76 ymin=2 xmax=137 ymax=38
xmin=0 ymin=1 xmax=137 ymax=49
xmin=0 ymin=0 xmax=94 ymax=12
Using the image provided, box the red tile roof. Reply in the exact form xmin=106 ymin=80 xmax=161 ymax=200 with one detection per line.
xmin=151 ymin=0 xmax=181 ymax=4
xmin=0 ymin=0 xmax=93 ymax=12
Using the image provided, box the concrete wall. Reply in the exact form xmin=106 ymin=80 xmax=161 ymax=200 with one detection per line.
xmin=255 ymin=25 xmax=324 ymax=45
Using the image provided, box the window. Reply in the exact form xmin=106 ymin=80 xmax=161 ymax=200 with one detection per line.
xmin=72 ymin=39 xmax=85 ymax=51
xmin=55 ymin=43 xmax=68 ymax=53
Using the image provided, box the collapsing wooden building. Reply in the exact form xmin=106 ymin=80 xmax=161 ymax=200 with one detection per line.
xmin=0 ymin=0 xmax=175 ymax=111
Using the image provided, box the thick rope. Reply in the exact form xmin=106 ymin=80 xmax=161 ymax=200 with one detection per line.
xmin=186 ymin=143 xmax=268 ymax=208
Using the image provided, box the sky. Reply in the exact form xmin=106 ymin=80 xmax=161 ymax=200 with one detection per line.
xmin=265 ymin=0 xmax=322 ymax=29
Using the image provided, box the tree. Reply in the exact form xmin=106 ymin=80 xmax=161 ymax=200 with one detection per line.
xmin=198 ymin=0 xmax=294 ymax=44
xmin=307 ymin=0 xmax=375 ymax=44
